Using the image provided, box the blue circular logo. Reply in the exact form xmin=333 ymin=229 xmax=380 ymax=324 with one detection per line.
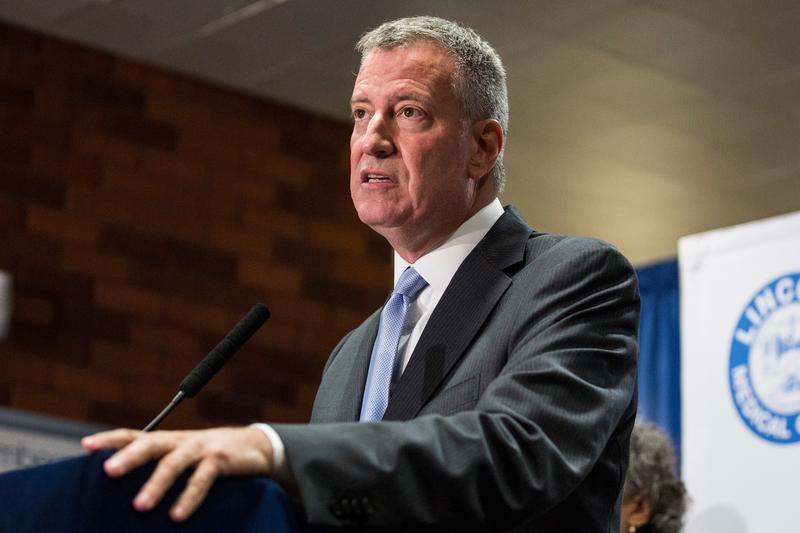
xmin=729 ymin=273 xmax=800 ymax=444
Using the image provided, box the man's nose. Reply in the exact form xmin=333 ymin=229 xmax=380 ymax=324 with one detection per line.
xmin=360 ymin=114 xmax=395 ymax=158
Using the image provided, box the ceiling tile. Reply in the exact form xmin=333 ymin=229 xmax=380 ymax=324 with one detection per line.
xmin=506 ymin=39 xmax=632 ymax=95
xmin=650 ymin=34 xmax=792 ymax=96
xmin=569 ymin=5 xmax=716 ymax=62
xmin=0 ymin=0 xmax=97 ymax=27
xmin=648 ymin=91 xmax=782 ymax=147
xmin=495 ymin=0 xmax=631 ymax=33
xmin=252 ymin=63 xmax=355 ymax=120
xmin=576 ymin=122 xmax=730 ymax=181
xmin=734 ymin=67 xmax=800 ymax=119
xmin=512 ymin=95 xmax=633 ymax=146
xmin=391 ymin=0 xmax=548 ymax=53
xmin=643 ymin=0 xmax=776 ymax=33
xmin=46 ymin=3 xmax=174 ymax=57
xmin=116 ymin=0 xmax=272 ymax=36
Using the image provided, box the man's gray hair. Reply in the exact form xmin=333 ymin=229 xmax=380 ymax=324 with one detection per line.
xmin=356 ymin=16 xmax=509 ymax=194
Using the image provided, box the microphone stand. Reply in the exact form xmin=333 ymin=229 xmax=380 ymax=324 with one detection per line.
xmin=143 ymin=391 xmax=185 ymax=432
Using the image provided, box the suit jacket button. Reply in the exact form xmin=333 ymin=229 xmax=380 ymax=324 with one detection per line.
xmin=340 ymin=497 xmax=352 ymax=516
xmin=350 ymin=497 xmax=363 ymax=517
xmin=329 ymin=501 xmax=343 ymax=518
xmin=361 ymin=496 xmax=374 ymax=514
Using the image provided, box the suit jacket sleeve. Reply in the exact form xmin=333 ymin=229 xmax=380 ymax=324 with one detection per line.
xmin=272 ymin=235 xmax=639 ymax=531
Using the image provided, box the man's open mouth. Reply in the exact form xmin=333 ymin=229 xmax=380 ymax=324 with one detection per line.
xmin=361 ymin=171 xmax=393 ymax=183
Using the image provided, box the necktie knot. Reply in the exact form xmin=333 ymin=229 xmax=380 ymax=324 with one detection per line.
xmin=394 ymin=267 xmax=427 ymax=301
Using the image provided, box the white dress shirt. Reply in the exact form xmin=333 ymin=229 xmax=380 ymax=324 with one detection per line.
xmin=258 ymin=198 xmax=505 ymax=483
xmin=392 ymin=199 xmax=504 ymax=375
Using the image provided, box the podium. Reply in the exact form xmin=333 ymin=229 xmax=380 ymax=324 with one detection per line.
xmin=0 ymin=451 xmax=301 ymax=532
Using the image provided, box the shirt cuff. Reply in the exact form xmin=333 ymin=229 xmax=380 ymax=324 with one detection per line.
xmin=251 ymin=423 xmax=290 ymax=486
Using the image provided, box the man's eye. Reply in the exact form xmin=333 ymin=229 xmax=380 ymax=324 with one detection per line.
xmin=353 ymin=109 xmax=367 ymax=120
xmin=401 ymin=107 xmax=422 ymax=118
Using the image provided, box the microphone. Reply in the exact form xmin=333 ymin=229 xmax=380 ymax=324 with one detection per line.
xmin=142 ymin=303 xmax=270 ymax=432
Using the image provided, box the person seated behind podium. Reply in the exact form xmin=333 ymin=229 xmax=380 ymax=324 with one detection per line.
xmin=620 ymin=422 xmax=689 ymax=533
xmin=82 ymin=16 xmax=640 ymax=531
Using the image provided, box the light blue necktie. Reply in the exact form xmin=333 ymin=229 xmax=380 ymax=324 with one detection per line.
xmin=360 ymin=267 xmax=428 ymax=422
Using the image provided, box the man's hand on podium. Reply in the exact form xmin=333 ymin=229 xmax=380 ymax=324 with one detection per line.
xmin=81 ymin=426 xmax=274 ymax=522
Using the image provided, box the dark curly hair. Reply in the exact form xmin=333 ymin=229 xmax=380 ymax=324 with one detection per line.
xmin=623 ymin=422 xmax=689 ymax=533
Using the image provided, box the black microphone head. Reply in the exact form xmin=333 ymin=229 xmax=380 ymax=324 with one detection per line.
xmin=228 ymin=303 xmax=270 ymax=346
xmin=179 ymin=303 xmax=270 ymax=397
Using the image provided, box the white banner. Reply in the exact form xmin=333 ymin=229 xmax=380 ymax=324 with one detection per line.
xmin=679 ymin=211 xmax=800 ymax=532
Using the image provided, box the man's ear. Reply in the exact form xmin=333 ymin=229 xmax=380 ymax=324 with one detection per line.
xmin=628 ymin=494 xmax=654 ymax=528
xmin=469 ymin=119 xmax=503 ymax=181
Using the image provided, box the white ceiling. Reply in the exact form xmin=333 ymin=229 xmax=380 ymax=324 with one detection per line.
xmin=1 ymin=0 xmax=799 ymax=264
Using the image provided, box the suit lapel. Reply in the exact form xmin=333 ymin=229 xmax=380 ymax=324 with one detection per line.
xmin=343 ymin=312 xmax=380 ymax=421
xmin=383 ymin=207 xmax=532 ymax=421
xmin=312 ymin=309 xmax=380 ymax=423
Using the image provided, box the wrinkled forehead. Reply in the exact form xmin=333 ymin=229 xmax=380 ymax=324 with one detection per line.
xmin=350 ymin=46 xmax=461 ymax=114
xmin=358 ymin=40 xmax=457 ymax=78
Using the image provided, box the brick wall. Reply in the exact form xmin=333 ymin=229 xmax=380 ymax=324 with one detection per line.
xmin=0 ymin=21 xmax=391 ymax=429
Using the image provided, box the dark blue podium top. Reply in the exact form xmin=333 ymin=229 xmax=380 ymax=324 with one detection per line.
xmin=0 ymin=451 xmax=301 ymax=533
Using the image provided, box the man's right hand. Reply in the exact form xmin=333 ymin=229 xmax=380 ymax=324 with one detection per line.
xmin=81 ymin=425 xmax=274 ymax=522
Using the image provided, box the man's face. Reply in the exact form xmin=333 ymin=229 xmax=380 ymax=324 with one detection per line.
xmin=349 ymin=43 xmax=476 ymax=255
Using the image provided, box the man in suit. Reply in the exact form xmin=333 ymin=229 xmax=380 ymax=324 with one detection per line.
xmin=83 ymin=16 xmax=639 ymax=531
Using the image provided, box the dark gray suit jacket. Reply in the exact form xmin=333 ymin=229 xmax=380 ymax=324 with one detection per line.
xmin=273 ymin=207 xmax=639 ymax=532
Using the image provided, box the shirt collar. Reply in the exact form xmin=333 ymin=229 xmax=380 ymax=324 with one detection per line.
xmin=393 ymin=198 xmax=504 ymax=293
